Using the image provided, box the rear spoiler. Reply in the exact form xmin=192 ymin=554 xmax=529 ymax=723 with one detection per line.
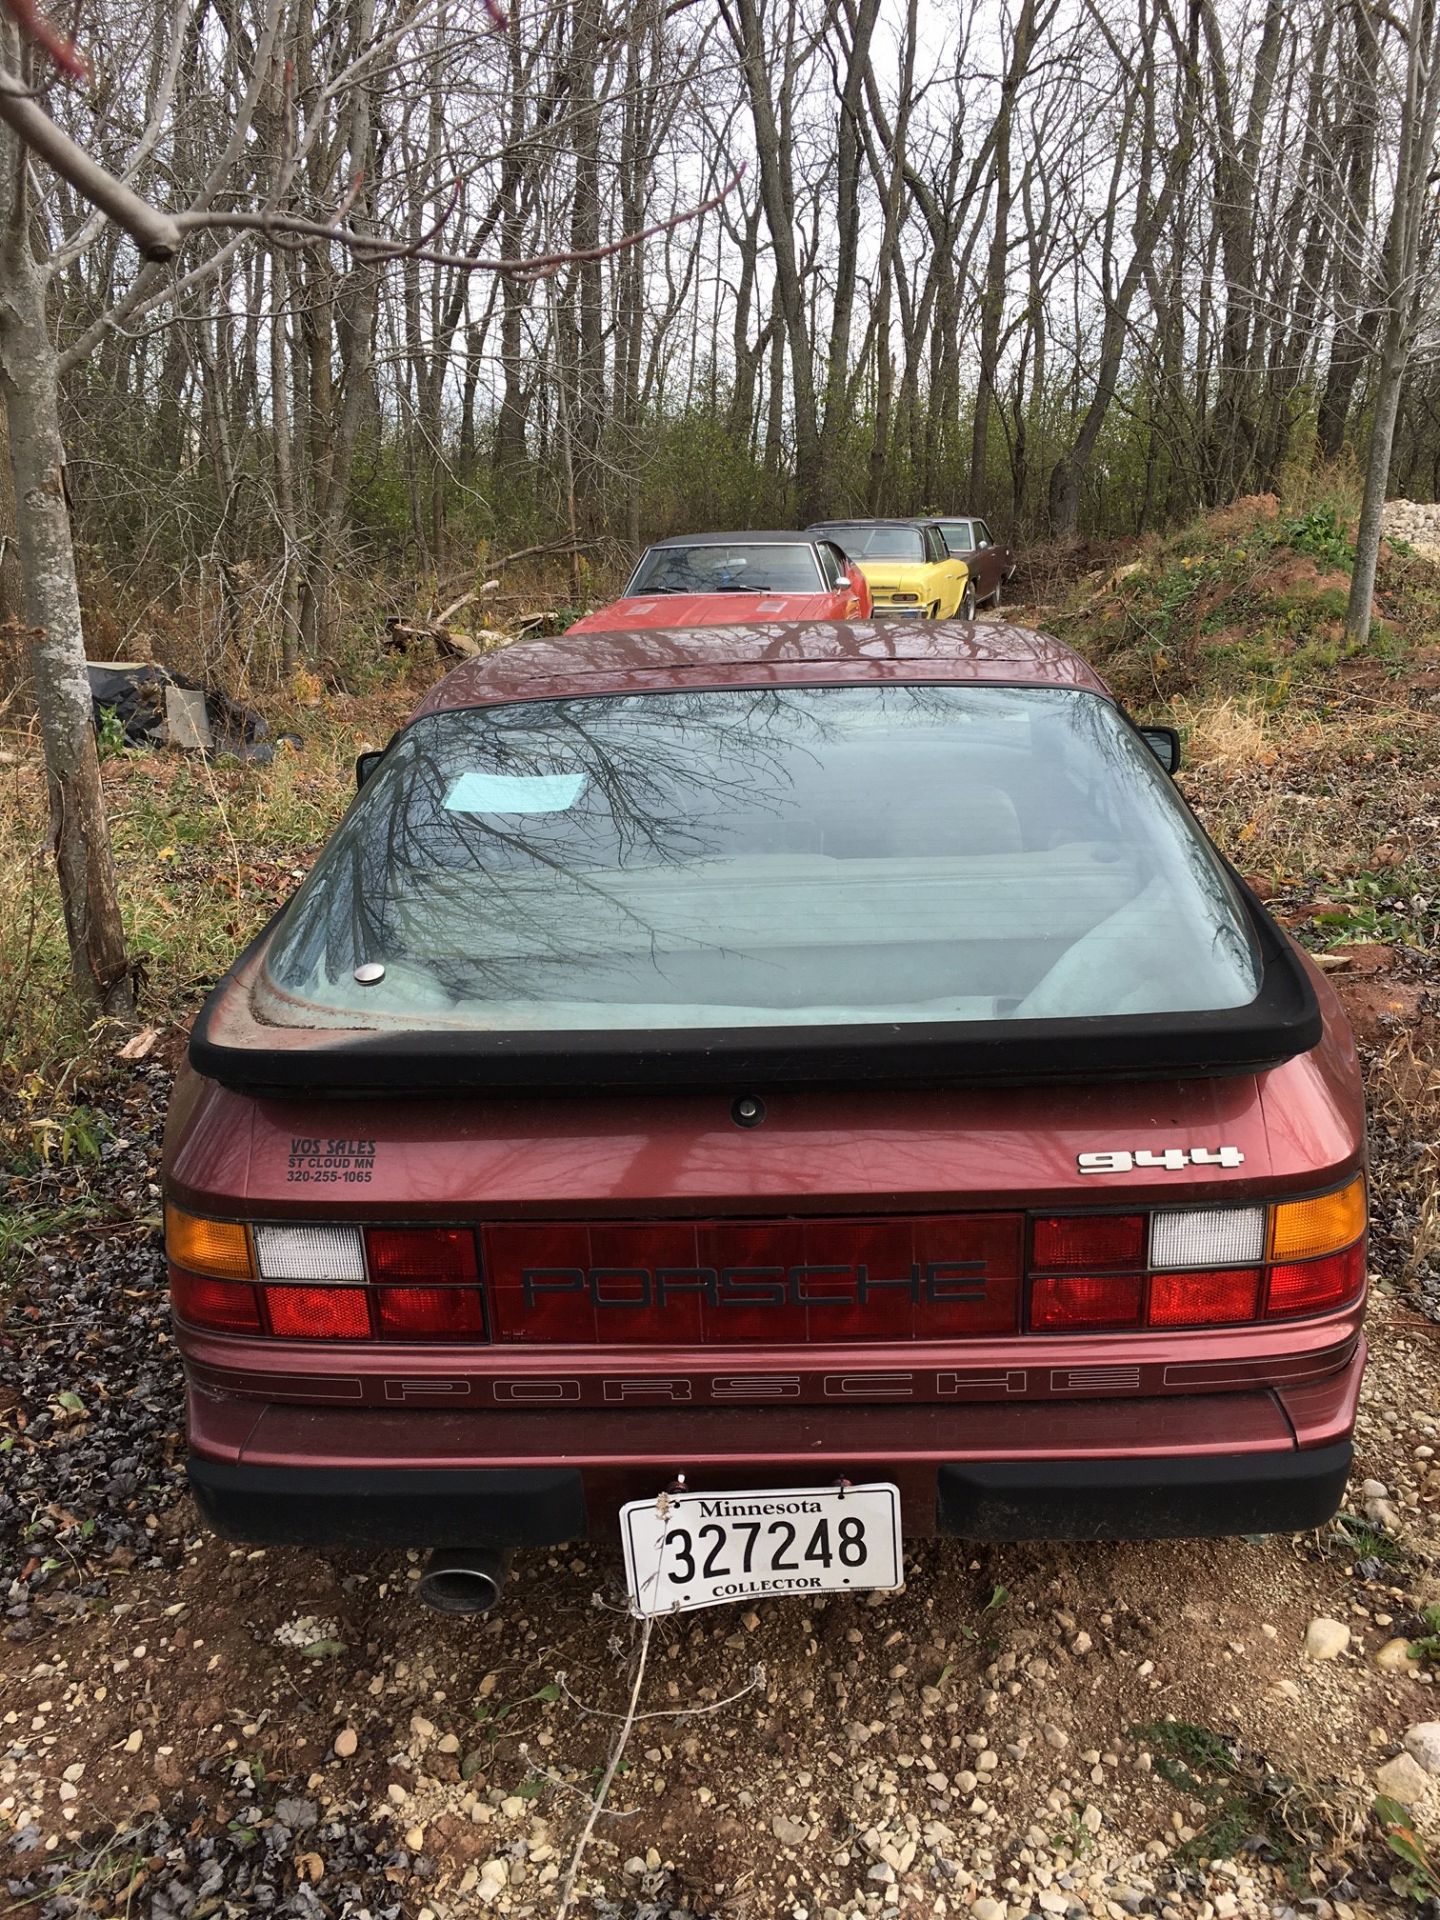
xmin=188 ymin=879 xmax=1320 ymax=1100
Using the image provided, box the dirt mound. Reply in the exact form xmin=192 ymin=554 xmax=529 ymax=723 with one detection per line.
xmin=1253 ymin=552 xmax=1352 ymax=600
xmin=1204 ymin=493 xmax=1280 ymax=537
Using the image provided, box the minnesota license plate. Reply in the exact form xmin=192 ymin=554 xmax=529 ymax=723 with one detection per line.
xmin=620 ymin=1483 xmax=903 ymax=1617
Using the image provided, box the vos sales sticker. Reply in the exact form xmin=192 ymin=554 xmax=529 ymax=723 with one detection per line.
xmin=285 ymin=1136 xmax=376 ymax=1185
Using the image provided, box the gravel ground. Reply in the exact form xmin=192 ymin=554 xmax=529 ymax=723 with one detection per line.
xmin=4 ymin=1052 xmax=1440 ymax=1920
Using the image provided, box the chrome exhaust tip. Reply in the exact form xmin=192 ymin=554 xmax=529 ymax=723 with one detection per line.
xmin=417 ymin=1547 xmax=510 ymax=1615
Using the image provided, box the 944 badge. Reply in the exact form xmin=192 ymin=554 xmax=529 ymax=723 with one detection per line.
xmin=1078 ymin=1146 xmax=1245 ymax=1174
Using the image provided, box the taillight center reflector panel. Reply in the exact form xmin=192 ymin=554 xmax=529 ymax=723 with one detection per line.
xmin=482 ymin=1215 xmax=1024 ymax=1344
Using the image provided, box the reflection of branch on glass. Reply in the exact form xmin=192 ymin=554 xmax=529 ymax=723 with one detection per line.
xmin=259 ymin=684 xmax=1263 ymax=1033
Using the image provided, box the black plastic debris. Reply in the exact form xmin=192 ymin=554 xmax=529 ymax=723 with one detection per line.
xmin=86 ymin=661 xmax=289 ymax=764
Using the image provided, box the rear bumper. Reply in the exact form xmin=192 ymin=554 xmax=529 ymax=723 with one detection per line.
xmin=190 ymin=1439 xmax=1352 ymax=1548
xmin=185 ymin=1340 xmax=1362 ymax=1548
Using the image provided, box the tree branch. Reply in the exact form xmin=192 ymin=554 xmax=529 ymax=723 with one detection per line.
xmin=0 ymin=56 xmax=743 ymax=276
xmin=0 ymin=65 xmax=182 ymax=258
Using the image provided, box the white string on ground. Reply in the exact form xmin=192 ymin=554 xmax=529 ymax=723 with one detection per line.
xmin=554 ymin=1610 xmax=654 ymax=1920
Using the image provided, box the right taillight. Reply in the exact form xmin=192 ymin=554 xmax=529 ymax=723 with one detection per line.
xmin=1027 ymin=1175 xmax=1365 ymax=1331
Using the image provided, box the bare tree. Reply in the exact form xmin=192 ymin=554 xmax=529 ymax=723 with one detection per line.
xmin=1346 ymin=0 xmax=1440 ymax=639
xmin=0 ymin=0 xmax=732 ymax=1014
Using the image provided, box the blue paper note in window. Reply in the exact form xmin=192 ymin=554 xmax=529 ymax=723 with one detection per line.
xmin=444 ymin=770 xmax=586 ymax=814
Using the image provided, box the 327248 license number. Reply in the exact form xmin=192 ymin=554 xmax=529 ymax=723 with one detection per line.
xmin=620 ymin=1483 xmax=902 ymax=1616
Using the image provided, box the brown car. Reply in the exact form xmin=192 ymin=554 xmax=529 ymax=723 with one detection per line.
xmin=933 ymin=517 xmax=1015 ymax=609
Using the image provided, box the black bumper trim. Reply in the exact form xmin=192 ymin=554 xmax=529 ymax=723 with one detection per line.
xmin=935 ymin=1440 xmax=1351 ymax=1541
xmin=190 ymin=1441 xmax=1351 ymax=1550
xmin=188 ymin=1459 xmax=587 ymax=1548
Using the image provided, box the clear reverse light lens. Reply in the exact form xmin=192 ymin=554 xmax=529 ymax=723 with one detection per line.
xmin=1150 ymin=1206 xmax=1265 ymax=1270
xmin=254 ymin=1224 xmax=366 ymax=1282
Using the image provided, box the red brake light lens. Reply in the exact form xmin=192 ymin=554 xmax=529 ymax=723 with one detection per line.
xmin=1032 ymin=1214 xmax=1145 ymax=1271
xmin=1029 ymin=1273 xmax=1144 ymax=1332
xmin=170 ymin=1268 xmax=262 ymax=1333
xmin=366 ymin=1227 xmax=477 ymax=1282
xmin=1148 ymin=1268 xmax=1262 ymax=1328
xmin=1265 ymin=1241 xmax=1366 ymax=1319
xmin=264 ymin=1285 xmax=372 ymax=1339
xmin=375 ymin=1286 xmax=486 ymax=1339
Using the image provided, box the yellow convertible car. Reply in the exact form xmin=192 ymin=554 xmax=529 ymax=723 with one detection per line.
xmin=808 ymin=518 xmax=975 ymax=619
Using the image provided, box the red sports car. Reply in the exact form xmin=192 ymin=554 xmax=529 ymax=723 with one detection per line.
xmin=566 ymin=531 xmax=871 ymax=632
xmin=165 ymin=619 xmax=1365 ymax=1617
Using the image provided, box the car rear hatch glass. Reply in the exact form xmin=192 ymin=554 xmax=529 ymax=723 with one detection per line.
xmin=258 ymin=686 xmax=1259 ymax=1030
xmin=199 ymin=682 xmax=1318 ymax=1090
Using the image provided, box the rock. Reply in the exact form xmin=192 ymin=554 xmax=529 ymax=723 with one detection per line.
xmin=1303 ymin=1618 xmax=1350 ymax=1660
xmin=773 ymin=1815 xmax=810 ymax=1846
xmin=971 ymin=1901 xmax=1005 ymax=1920
xmin=1376 ymin=1638 xmax=1422 ymax=1675
xmin=1361 ymin=1478 xmax=1390 ymax=1500
xmin=333 ymin=1727 xmax=359 ymax=1758
xmin=1376 ymin=1752 xmax=1433 ymax=1804
xmin=1404 ymin=1724 xmax=1440 ymax=1774
xmin=867 ymin=1860 xmax=896 ymax=1885
xmin=1043 ymin=1724 xmax=1069 ymax=1750
xmin=1071 ymin=1631 xmax=1093 ymax=1655
xmin=1367 ymin=1498 xmax=1403 ymax=1532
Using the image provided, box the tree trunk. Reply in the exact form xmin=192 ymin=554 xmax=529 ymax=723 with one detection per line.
xmin=1345 ymin=0 xmax=1440 ymax=640
xmin=0 ymin=34 xmax=133 ymax=1016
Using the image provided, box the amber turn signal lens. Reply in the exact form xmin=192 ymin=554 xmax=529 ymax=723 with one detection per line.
xmin=1269 ymin=1175 xmax=1365 ymax=1263
xmin=165 ymin=1204 xmax=253 ymax=1279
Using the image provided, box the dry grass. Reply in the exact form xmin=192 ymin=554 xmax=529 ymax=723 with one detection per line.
xmin=0 ymin=673 xmax=420 ymax=1137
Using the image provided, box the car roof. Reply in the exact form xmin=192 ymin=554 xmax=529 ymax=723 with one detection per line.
xmin=411 ymin=620 xmax=1112 ymax=718
xmin=808 ymin=517 xmax=936 ymax=529
xmin=646 ymin=530 xmax=825 ymax=548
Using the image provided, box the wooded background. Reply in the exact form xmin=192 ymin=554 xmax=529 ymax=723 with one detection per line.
xmin=1 ymin=0 xmax=1438 ymax=685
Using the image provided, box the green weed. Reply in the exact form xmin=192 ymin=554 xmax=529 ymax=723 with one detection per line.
xmin=1280 ymin=506 xmax=1355 ymax=572
xmin=1406 ymin=1604 xmax=1440 ymax=1667
xmin=1309 ymin=870 xmax=1438 ymax=951
xmin=0 ymin=1200 xmax=110 ymax=1289
xmin=95 ymin=705 xmax=129 ymax=759
xmin=1325 ymin=1512 xmax=1406 ymax=1571
xmin=1130 ymin=1719 xmax=1352 ymax=1881
xmin=1375 ymin=1794 xmax=1440 ymax=1901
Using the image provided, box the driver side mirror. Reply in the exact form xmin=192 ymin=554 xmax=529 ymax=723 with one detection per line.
xmin=1140 ymin=726 xmax=1181 ymax=774
xmin=356 ymin=749 xmax=385 ymax=789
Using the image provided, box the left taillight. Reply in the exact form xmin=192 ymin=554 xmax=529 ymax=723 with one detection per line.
xmin=164 ymin=1207 xmax=487 ymax=1341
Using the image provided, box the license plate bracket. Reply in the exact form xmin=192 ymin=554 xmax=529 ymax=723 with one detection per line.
xmin=620 ymin=1482 xmax=903 ymax=1617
